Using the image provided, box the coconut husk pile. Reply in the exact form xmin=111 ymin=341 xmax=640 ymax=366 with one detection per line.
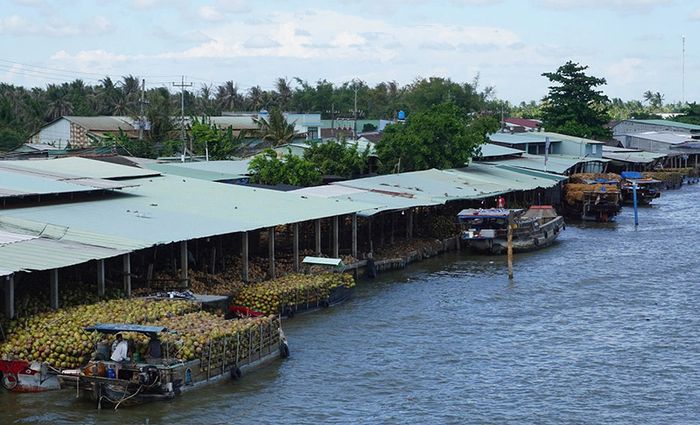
xmin=564 ymin=183 xmax=620 ymax=205
xmin=568 ymin=173 xmax=621 ymax=184
xmin=643 ymin=171 xmax=683 ymax=188
xmin=375 ymin=238 xmax=445 ymax=260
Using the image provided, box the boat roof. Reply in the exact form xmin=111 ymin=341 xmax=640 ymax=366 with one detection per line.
xmin=458 ymin=208 xmax=522 ymax=219
xmin=84 ymin=323 xmax=168 ymax=335
xmin=523 ymin=205 xmax=559 ymax=219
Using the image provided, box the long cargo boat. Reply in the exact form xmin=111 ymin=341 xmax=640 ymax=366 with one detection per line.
xmin=458 ymin=206 xmax=565 ymax=254
xmin=57 ymin=318 xmax=289 ymax=409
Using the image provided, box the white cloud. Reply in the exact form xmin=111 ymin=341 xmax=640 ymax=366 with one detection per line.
xmin=196 ymin=0 xmax=250 ymax=21
xmin=51 ymin=49 xmax=131 ymax=66
xmin=243 ymin=35 xmax=280 ymax=49
xmin=606 ymin=57 xmax=644 ymax=85
xmin=156 ymin=10 xmax=521 ymax=62
xmin=0 ymin=14 xmax=113 ymax=36
xmin=198 ymin=5 xmax=224 ymax=22
xmin=538 ymin=0 xmax=672 ymax=12
xmin=691 ymin=8 xmax=700 ymax=20
xmin=130 ymin=0 xmax=164 ymax=9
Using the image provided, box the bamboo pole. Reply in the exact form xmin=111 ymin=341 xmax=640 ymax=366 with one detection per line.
xmin=507 ymin=213 xmax=514 ymax=280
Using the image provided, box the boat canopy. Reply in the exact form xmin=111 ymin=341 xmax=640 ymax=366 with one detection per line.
xmin=620 ymin=171 xmax=643 ymax=179
xmin=522 ymin=205 xmax=559 ymax=219
xmin=302 ymin=256 xmax=344 ymax=267
xmin=85 ymin=324 xmax=168 ymax=336
xmin=458 ymin=208 xmax=521 ymax=219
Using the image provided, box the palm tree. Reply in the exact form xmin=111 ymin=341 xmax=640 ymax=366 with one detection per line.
xmin=45 ymin=84 xmax=73 ymax=120
xmin=247 ymin=85 xmax=264 ymax=111
xmin=274 ymin=78 xmax=292 ymax=111
xmin=253 ymin=107 xmax=297 ymax=147
xmin=216 ymin=81 xmax=243 ymax=111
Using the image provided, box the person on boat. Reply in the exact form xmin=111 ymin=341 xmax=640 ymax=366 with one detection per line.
xmin=146 ymin=335 xmax=162 ymax=363
xmin=111 ymin=333 xmax=130 ymax=362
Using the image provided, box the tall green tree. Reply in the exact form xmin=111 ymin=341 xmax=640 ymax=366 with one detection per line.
xmin=672 ymin=102 xmax=700 ymax=125
xmin=304 ymin=140 xmax=369 ymax=177
xmin=248 ymin=149 xmax=321 ymax=186
xmin=190 ymin=117 xmax=244 ymax=159
xmin=254 ymin=108 xmax=298 ymax=147
xmin=376 ymin=102 xmax=496 ymax=173
xmin=541 ymin=61 xmax=611 ymax=139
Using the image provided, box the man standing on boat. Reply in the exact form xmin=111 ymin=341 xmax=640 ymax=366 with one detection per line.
xmin=111 ymin=333 xmax=130 ymax=362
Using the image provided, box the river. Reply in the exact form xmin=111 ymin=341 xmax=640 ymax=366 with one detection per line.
xmin=2 ymin=184 xmax=699 ymax=424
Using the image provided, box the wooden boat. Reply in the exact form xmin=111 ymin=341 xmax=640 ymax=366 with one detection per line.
xmin=563 ymin=179 xmax=622 ymax=222
xmin=620 ymin=171 xmax=661 ymax=205
xmin=58 ymin=320 xmax=289 ymax=409
xmin=0 ymin=359 xmax=61 ymax=393
xmin=458 ymin=205 xmax=565 ymax=254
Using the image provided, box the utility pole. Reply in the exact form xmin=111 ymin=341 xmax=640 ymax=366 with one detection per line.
xmin=682 ymin=35 xmax=686 ymax=104
xmin=172 ymin=76 xmax=193 ymax=160
xmin=138 ymin=78 xmax=146 ymax=140
xmin=353 ymin=81 xmax=359 ymax=139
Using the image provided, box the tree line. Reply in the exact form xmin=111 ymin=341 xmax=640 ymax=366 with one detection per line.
xmin=0 ymin=75 xmax=494 ymax=151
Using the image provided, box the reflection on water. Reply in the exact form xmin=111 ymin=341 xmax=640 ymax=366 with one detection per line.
xmin=2 ymin=185 xmax=699 ymax=424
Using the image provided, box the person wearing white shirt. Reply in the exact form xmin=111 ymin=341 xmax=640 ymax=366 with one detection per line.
xmin=110 ymin=333 xmax=130 ymax=362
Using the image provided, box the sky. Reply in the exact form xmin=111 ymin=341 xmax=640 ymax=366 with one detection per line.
xmin=1 ymin=0 xmax=698 ymax=104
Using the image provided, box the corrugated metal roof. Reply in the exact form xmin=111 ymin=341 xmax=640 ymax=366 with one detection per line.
xmin=602 ymin=147 xmax=666 ymax=164
xmin=292 ymin=184 xmax=440 ymax=217
xmin=333 ymin=168 xmax=508 ymax=202
xmin=144 ymin=160 xmax=252 ymax=181
xmin=0 ymin=229 xmax=37 ymax=245
xmin=0 ymin=157 xmax=160 ymax=179
xmin=0 ymin=237 xmax=127 ymax=274
xmin=0 ymin=169 xmax=134 ymax=199
xmin=623 ymin=132 xmax=694 ymax=145
xmin=482 ymin=154 xmax=608 ymax=175
xmin=477 ymin=143 xmax=524 ymax=158
xmin=64 ymin=116 xmax=136 ymax=131
xmin=0 ymin=174 xmax=376 ymax=248
xmin=628 ymin=119 xmax=700 ymax=131
xmin=489 ymin=132 xmax=561 ymax=145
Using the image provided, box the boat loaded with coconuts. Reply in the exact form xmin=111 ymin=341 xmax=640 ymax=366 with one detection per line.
xmin=619 ymin=171 xmax=661 ymax=205
xmin=58 ymin=317 xmax=289 ymax=409
xmin=458 ymin=206 xmax=565 ymax=254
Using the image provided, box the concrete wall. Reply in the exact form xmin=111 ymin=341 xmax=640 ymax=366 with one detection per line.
xmin=623 ymin=135 xmax=674 ymax=154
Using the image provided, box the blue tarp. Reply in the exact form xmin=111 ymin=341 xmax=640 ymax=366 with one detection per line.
xmin=621 ymin=171 xmax=643 ymax=179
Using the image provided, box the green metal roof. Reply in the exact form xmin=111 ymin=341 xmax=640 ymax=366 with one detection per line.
xmin=0 ymin=174 xmax=375 ymax=249
xmin=145 ymin=160 xmax=251 ymax=181
xmin=1 ymin=157 xmax=160 ymax=180
xmin=482 ymin=154 xmax=608 ymax=175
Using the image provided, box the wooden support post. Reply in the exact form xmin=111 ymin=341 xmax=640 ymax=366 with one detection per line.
xmin=390 ymin=214 xmax=395 ymax=244
xmin=507 ymin=214 xmax=514 ymax=280
xmin=268 ymin=227 xmax=275 ymax=279
xmin=315 ymin=219 xmax=322 ymax=255
xmin=406 ymin=210 xmax=414 ymax=239
xmin=368 ymin=217 xmax=373 ymax=253
xmin=293 ymin=223 xmax=300 ymax=272
xmin=50 ymin=269 xmax=59 ymax=309
xmin=242 ymin=232 xmax=249 ymax=283
xmin=4 ymin=274 xmax=15 ymax=319
xmin=351 ymin=214 xmax=358 ymax=259
xmin=97 ymin=259 xmax=105 ymax=298
xmin=123 ymin=253 xmax=132 ymax=297
xmin=332 ymin=216 xmax=339 ymax=258
xmin=180 ymin=241 xmax=188 ymax=288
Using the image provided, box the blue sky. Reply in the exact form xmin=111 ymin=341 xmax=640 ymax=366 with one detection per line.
xmin=1 ymin=0 xmax=698 ymax=104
